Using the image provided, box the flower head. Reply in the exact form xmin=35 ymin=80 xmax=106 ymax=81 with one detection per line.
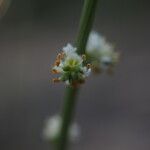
xmin=52 ymin=43 xmax=91 ymax=86
xmin=42 ymin=115 xmax=80 ymax=143
xmin=86 ymin=31 xmax=119 ymax=74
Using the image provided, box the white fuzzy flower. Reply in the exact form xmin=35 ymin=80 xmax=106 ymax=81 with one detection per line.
xmin=86 ymin=31 xmax=113 ymax=55
xmin=43 ymin=115 xmax=80 ymax=142
xmin=52 ymin=43 xmax=91 ymax=85
xmin=86 ymin=31 xmax=119 ymax=73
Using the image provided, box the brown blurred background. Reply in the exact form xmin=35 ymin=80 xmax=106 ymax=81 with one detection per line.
xmin=0 ymin=0 xmax=150 ymax=150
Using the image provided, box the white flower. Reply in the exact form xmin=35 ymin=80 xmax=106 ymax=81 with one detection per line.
xmin=86 ymin=31 xmax=114 ymax=55
xmin=86 ymin=31 xmax=119 ymax=73
xmin=52 ymin=43 xmax=91 ymax=85
xmin=43 ymin=115 xmax=80 ymax=142
xmin=62 ymin=44 xmax=83 ymax=68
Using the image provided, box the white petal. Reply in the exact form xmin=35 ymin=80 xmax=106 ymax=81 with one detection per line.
xmin=65 ymin=53 xmax=83 ymax=65
xmin=63 ymin=43 xmax=77 ymax=55
xmin=82 ymin=67 xmax=91 ymax=77
xmin=53 ymin=66 xmax=63 ymax=73
xmin=86 ymin=31 xmax=104 ymax=53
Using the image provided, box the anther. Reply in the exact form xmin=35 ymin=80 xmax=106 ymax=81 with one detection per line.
xmin=53 ymin=78 xmax=60 ymax=83
xmin=87 ymin=64 xmax=91 ymax=69
xmin=54 ymin=60 xmax=60 ymax=66
xmin=60 ymin=52 xmax=65 ymax=59
xmin=51 ymin=69 xmax=59 ymax=74
xmin=82 ymin=54 xmax=86 ymax=60
xmin=57 ymin=53 xmax=62 ymax=60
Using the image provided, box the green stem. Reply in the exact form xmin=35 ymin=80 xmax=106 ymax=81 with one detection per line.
xmin=76 ymin=0 xmax=98 ymax=54
xmin=57 ymin=0 xmax=98 ymax=150
xmin=57 ymin=87 xmax=79 ymax=150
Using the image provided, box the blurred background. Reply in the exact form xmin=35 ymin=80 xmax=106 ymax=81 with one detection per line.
xmin=0 ymin=0 xmax=150 ymax=150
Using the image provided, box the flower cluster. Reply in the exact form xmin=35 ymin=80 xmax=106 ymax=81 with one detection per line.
xmin=43 ymin=115 xmax=80 ymax=143
xmin=86 ymin=31 xmax=119 ymax=74
xmin=52 ymin=43 xmax=91 ymax=86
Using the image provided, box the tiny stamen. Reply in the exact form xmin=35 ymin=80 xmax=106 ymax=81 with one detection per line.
xmin=54 ymin=60 xmax=60 ymax=66
xmin=53 ymin=78 xmax=60 ymax=83
xmin=82 ymin=54 xmax=86 ymax=60
xmin=51 ymin=69 xmax=59 ymax=74
xmin=87 ymin=64 xmax=91 ymax=69
xmin=60 ymin=52 xmax=65 ymax=59
xmin=57 ymin=53 xmax=61 ymax=59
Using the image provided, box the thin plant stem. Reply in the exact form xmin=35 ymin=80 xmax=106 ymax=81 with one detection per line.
xmin=76 ymin=0 xmax=98 ymax=55
xmin=57 ymin=0 xmax=98 ymax=150
xmin=57 ymin=87 xmax=79 ymax=150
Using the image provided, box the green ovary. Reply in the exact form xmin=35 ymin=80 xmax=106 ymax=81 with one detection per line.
xmin=66 ymin=59 xmax=80 ymax=68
